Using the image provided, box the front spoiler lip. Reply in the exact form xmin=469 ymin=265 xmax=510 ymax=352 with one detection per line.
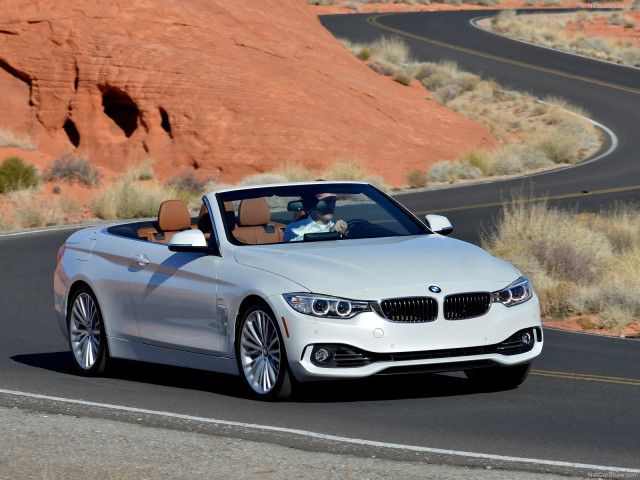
xmin=292 ymin=327 xmax=543 ymax=380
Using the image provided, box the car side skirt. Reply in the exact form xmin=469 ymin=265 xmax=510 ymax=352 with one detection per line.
xmin=108 ymin=337 xmax=239 ymax=376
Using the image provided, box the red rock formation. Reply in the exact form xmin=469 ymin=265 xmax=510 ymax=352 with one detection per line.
xmin=0 ymin=0 xmax=498 ymax=186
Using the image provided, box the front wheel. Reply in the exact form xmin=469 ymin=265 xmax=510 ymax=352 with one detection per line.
xmin=67 ymin=286 xmax=109 ymax=376
xmin=236 ymin=303 xmax=292 ymax=401
xmin=464 ymin=363 xmax=531 ymax=390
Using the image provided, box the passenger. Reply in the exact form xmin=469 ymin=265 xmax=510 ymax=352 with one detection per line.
xmin=284 ymin=193 xmax=347 ymax=242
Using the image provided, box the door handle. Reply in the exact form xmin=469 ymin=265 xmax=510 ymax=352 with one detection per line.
xmin=133 ymin=254 xmax=150 ymax=267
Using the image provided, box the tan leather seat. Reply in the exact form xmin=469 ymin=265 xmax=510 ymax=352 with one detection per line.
xmin=233 ymin=198 xmax=283 ymax=244
xmin=138 ymin=199 xmax=192 ymax=243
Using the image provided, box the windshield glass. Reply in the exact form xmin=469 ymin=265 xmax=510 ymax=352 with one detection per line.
xmin=214 ymin=183 xmax=427 ymax=245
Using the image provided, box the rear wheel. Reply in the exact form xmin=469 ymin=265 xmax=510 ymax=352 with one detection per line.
xmin=236 ymin=303 xmax=292 ymax=400
xmin=464 ymin=363 xmax=531 ymax=390
xmin=67 ymin=286 xmax=109 ymax=376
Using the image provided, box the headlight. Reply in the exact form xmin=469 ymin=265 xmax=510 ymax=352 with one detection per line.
xmin=491 ymin=277 xmax=533 ymax=307
xmin=283 ymin=293 xmax=371 ymax=319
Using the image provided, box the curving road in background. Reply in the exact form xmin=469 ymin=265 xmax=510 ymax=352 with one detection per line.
xmin=1 ymin=10 xmax=639 ymax=476
xmin=321 ymin=9 xmax=640 ymax=243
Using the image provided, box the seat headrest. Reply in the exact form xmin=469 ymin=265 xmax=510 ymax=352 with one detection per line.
xmin=237 ymin=198 xmax=271 ymax=226
xmin=157 ymin=199 xmax=191 ymax=231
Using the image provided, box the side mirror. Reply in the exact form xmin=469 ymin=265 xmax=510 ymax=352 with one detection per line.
xmin=169 ymin=229 xmax=211 ymax=253
xmin=425 ymin=214 xmax=453 ymax=236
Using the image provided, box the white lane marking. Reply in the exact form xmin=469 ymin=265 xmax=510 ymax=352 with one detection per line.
xmin=1 ymin=388 xmax=638 ymax=474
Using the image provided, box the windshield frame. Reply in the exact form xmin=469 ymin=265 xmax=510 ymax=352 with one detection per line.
xmin=213 ymin=182 xmax=430 ymax=246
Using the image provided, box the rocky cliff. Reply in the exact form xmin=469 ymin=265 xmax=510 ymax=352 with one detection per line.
xmin=0 ymin=0 xmax=497 ymax=185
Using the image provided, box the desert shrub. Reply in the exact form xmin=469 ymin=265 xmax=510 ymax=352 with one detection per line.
xmin=0 ymin=156 xmax=40 ymax=193
xmin=607 ymin=13 xmax=624 ymax=26
xmin=0 ymin=188 xmax=79 ymax=229
xmin=492 ymin=145 xmax=552 ymax=174
xmin=492 ymin=154 xmax=525 ymax=176
xmin=126 ymin=158 xmax=155 ymax=181
xmin=356 ymin=47 xmax=372 ymax=60
xmin=393 ymin=71 xmax=413 ymax=86
xmin=322 ymin=160 xmax=390 ymax=192
xmin=240 ymin=173 xmax=288 ymax=186
xmin=622 ymin=16 xmax=636 ymax=29
xmin=202 ymin=179 xmax=234 ymax=193
xmin=435 ymin=85 xmax=461 ymax=104
xmin=370 ymin=36 xmax=411 ymax=66
xmin=44 ymin=154 xmax=101 ymax=187
xmin=345 ymin=1 xmax=361 ymax=11
xmin=483 ymin=198 xmax=640 ymax=331
xmin=168 ymin=170 xmax=210 ymax=195
xmin=452 ymin=161 xmax=483 ymax=180
xmin=427 ymin=160 xmax=453 ymax=183
xmin=92 ymin=180 xmax=178 ymax=220
xmin=405 ymin=169 xmax=428 ymax=189
xmin=619 ymin=48 xmax=640 ymax=67
xmin=534 ymin=127 xmax=581 ymax=164
xmin=456 ymin=150 xmax=493 ymax=176
xmin=0 ymin=128 xmax=37 ymax=151
xmin=277 ymin=162 xmax=317 ymax=183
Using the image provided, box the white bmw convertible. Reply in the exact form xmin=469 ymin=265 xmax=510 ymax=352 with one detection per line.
xmin=54 ymin=181 xmax=542 ymax=400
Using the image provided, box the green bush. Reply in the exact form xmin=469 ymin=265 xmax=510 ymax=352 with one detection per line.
xmin=0 ymin=157 xmax=39 ymax=193
xmin=356 ymin=47 xmax=372 ymax=60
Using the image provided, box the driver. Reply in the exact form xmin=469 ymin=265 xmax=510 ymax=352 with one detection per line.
xmin=284 ymin=193 xmax=347 ymax=242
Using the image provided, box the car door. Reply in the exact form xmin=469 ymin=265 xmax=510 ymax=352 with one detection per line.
xmin=127 ymin=242 xmax=223 ymax=355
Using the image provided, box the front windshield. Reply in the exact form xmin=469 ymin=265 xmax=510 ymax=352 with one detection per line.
xmin=215 ymin=183 xmax=427 ymax=245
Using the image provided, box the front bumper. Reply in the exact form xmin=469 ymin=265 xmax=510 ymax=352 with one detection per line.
xmin=270 ymin=293 xmax=543 ymax=382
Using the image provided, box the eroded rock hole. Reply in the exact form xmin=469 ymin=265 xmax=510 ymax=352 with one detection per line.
xmin=159 ymin=107 xmax=172 ymax=137
xmin=101 ymin=87 xmax=139 ymax=137
xmin=64 ymin=119 xmax=80 ymax=147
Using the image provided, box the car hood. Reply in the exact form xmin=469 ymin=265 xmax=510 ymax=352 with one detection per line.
xmin=232 ymin=235 xmax=520 ymax=298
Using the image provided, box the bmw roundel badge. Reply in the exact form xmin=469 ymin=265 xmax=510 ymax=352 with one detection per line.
xmin=428 ymin=285 xmax=442 ymax=293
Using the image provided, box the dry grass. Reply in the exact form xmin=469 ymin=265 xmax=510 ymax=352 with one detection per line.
xmin=322 ymin=160 xmax=390 ymax=191
xmin=482 ymin=197 xmax=640 ymax=333
xmin=89 ymin=162 xmax=201 ymax=220
xmin=0 ymin=127 xmax=37 ymax=151
xmin=44 ymin=154 xmax=101 ymax=187
xmin=124 ymin=157 xmax=155 ymax=181
xmin=0 ymin=188 xmax=80 ymax=230
xmin=238 ymin=159 xmax=391 ymax=192
xmin=341 ymin=37 xmax=601 ymax=188
xmin=487 ymin=10 xmax=640 ymax=67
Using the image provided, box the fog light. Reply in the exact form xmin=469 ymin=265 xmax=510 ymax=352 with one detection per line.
xmin=522 ymin=332 xmax=532 ymax=346
xmin=314 ymin=347 xmax=332 ymax=363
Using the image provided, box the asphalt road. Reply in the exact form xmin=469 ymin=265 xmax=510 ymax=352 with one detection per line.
xmin=1 ymin=10 xmax=640 ymax=477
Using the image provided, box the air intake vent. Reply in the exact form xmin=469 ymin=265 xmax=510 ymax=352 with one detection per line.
xmin=444 ymin=292 xmax=491 ymax=320
xmin=379 ymin=297 xmax=438 ymax=323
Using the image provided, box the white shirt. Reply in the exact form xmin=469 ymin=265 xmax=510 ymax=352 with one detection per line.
xmin=284 ymin=216 xmax=335 ymax=242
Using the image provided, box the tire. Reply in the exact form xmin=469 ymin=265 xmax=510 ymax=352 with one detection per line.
xmin=236 ymin=302 xmax=292 ymax=401
xmin=464 ymin=363 xmax=531 ymax=390
xmin=67 ymin=286 xmax=109 ymax=376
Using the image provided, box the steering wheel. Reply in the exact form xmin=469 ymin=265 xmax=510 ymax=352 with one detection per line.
xmin=343 ymin=219 xmax=396 ymax=239
xmin=343 ymin=219 xmax=373 ymax=238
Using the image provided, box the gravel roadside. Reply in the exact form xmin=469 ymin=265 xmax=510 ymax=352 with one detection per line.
xmin=0 ymin=406 xmax=587 ymax=480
